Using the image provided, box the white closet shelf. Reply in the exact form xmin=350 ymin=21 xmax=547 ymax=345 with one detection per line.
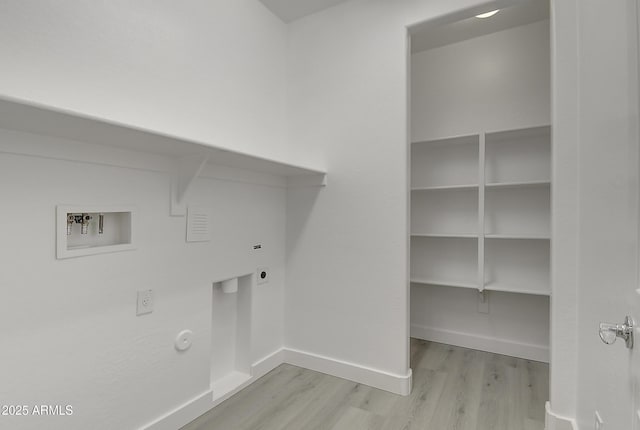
xmin=485 ymin=125 xmax=551 ymax=143
xmin=411 ymin=184 xmax=478 ymax=191
xmin=410 ymin=125 xmax=551 ymax=299
xmin=485 ymin=234 xmax=550 ymax=240
xmin=412 ymin=134 xmax=480 ymax=147
xmin=483 ymin=282 xmax=551 ymax=297
xmin=485 ymin=180 xmax=550 ymax=189
xmin=410 ymin=277 xmax=477 ymax=289
xmin=0 ymin=95 xmax=326 ymax=180
xmin=411 ymin=233 xmax=477 ymax=238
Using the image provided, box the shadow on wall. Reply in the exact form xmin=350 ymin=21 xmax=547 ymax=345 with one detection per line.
xmin=286 ymin=186 xmax=323 ymax=261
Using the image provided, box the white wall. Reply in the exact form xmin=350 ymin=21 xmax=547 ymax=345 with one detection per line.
xmin=0 ymin=130 xmax=286 ymax=430
xmin=285 ymin=0 xmax=493 ymax=382
xmin=0 ymin=1 xmax=565 ymax=427
xmin=568 ymin=1 xmax=639 ymax=429
xmin=548 ymin=0 xmax=579 ymax=424
xmin=410 ymin=21 xmax=551 ymax=360
xmin=412 ymin=20 xmax=551 ymax=141
xmin=0 ymin=0 xmax=289 ymax=162
xmin=549 ymin=2 xmax=640 ymax=428
xmin=0 ymin=1 xmax=290 ymax=428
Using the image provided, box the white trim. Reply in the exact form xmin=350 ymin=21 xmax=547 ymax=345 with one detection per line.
xmin=411 ymin=323 xmax=549 ymax=362
xmin=140 ymin=347 xmax=413 ymax=429
xmin=140 ymin=348 xmax=285 ymax=430
xmin=0 ymin=127 xmax=172 ymax=172
xmin=200 ymin=163 xmax=286 ymax=189
xmin=283 ymin=347 xmax=412 ymax=395
xmin=142 ymin=390 xmax=213 ymax=430
xmin=0 ymin=128 xmax=295 ymax=189
xmin=0 ymin=94 xmax=326 ymax=177
xmin=286 ymin=173 xmax=327 ymax=187
xmin=545 ymin=402 xmax=578 ymax=430
xmin=253 ymin=348 xmax=286 ymax=378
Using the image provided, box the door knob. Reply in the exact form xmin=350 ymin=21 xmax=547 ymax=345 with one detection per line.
xmin=599 ymin=316 xmax=634 ymax=349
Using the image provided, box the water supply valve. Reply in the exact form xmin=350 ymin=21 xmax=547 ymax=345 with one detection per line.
xmin=67 ymin=213 xmax=101 ymax=235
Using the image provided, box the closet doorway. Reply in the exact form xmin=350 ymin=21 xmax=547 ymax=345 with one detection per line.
xmin=407 ymin=1 xmax=551 ymax=427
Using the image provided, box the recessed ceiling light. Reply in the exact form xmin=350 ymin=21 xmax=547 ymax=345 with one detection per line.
xmin=475 ymin=9 xmax=500 ymax=18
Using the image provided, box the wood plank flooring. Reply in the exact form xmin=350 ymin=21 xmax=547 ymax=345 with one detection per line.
xmin=181 ymin=339 xmax=549 ymax=430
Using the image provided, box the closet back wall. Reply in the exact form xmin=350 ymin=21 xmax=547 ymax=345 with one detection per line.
xmin=410 ymin=20 xmax=551 ymax=359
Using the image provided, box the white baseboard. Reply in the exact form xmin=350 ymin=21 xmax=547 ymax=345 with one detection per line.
xmin=142 ymin=390 xmax=213 ymax=430
xmin=140 ymin=332 xmax=548 ymax=430
xmin=283 ymin=347 xmax=412 ymax=395
xmin=411 ymin=324 xmax=549 ymax=363
xmin=142 ymin=346 xmax=413 ymax=429
xmin=545 ymin=402 xmax=578 ymax=430
xmin=252 ymin=347 xmax=286 ymax=380
xmin=141 ymin=348 xmax=285 ymax=430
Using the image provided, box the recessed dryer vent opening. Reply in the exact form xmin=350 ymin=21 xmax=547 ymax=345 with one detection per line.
xmin=211 ymin=273 xmax=253 ymax=402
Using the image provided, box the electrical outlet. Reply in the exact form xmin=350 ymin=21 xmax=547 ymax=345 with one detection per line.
xmin=477 ymin=291 xmax=489 ymax=314
xmin=595 ymin=411 xmax=604 ymax=430
xmin=137 ymin=289 xmax=154 ymax=316
xmin=257 ymin=267 xmax=269 ymax=285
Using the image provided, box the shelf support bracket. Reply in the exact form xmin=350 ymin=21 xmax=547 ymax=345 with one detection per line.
xmin=170 ymin=154 xmax=209 ymax=216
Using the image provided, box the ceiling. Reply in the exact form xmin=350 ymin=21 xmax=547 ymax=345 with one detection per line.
xmin=259 ymin=0 xmax=349 ymax=22
xmin=411 ymin=0 xmax=549 ymax=53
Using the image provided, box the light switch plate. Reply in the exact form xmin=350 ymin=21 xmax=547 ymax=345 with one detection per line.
xmin=137 ymin=289 xmax=154 ymax=316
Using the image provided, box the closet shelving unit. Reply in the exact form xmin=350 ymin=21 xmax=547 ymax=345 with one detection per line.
xmin=410 ymin=125 xmax=551 ymax=296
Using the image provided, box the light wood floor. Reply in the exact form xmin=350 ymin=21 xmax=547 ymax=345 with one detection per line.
xmin=181 ymin=339 xmax=549 ymax=430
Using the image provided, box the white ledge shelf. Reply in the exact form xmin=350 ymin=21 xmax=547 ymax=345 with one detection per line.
xmin=411 ymin=133 xmax=480 ymax=147
xmin=411 ymin=184 xmax=478 ymax=191
xmin=485 ymin=180 xmax=550 ymax=189
xmin=483 ymin=282 xmax=551 ymax=297
xmin=485 ymin=234 xmax=550 ymax=240
xmin=411 ymin=233 xmax=477 ymax=238
xmin=0 ymin=95 xmax=327 ymax=182
xmin=410 ymin=277 xmax=477 ymax=290
xmin=410 ymin=278 xmax=551 ymax=296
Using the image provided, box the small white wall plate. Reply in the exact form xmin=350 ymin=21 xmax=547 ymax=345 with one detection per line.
xmin=175 ymin=330 xmax=194 ymax=351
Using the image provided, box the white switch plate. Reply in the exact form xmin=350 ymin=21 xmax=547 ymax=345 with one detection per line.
xmin=595 ymin=411 xmax=604 ymax=430
xmin=137 ymin=290 xmax=154 ymax=316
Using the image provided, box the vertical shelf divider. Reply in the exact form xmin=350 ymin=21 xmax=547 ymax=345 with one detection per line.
xmin=478 ymin=132 xmax=486 ymax=292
